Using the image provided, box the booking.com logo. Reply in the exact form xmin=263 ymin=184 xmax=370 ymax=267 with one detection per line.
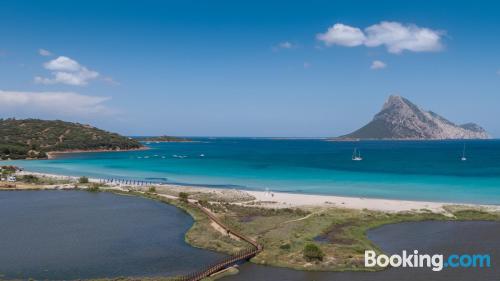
xmin=365 ymin=250 xmax=491 ymax=271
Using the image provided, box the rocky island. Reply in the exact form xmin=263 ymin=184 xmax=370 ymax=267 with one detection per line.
xmin=338 ymin=95 xmax=491 ymax=140
xmin=135 ymin=135 xmax=192 ymax=142
xmin=0 ymin=118 xmax=143 ymax=160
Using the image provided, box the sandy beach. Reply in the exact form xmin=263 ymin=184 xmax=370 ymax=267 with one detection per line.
xmin=14 ymin=171 xmax=500 ymax=213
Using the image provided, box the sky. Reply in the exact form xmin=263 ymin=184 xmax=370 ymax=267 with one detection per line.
xmin=1 ymin=0 xmax=499 ymax=137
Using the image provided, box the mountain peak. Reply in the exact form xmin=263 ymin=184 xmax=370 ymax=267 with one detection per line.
xmin=338 ymin=96 xmax=491 ymax=140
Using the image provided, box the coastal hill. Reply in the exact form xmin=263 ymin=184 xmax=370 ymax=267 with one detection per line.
xmin=0 ymin=118 xmax=143 ymax=160
xmin=338 ymin=95 xmax=491 ymax=140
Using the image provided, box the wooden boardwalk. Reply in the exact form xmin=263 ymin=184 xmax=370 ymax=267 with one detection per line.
xmin=175 ymin=201 xmax=263 ymax=281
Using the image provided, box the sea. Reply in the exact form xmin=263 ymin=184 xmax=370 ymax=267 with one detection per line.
xmin=5 ymin=138 xmax=500 ymax=205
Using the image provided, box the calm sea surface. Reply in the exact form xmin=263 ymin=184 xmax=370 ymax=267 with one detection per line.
xmin=0 ymin=190 xmax=225 ymax=280
xmin=6 ymin=138 xmax=500 ymax=204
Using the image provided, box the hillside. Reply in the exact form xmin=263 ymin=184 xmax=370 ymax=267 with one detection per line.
xmin=338 ymin=96 xmax=491 ymax=140
xmin=0 ymin=119 xmax=143 ymax=160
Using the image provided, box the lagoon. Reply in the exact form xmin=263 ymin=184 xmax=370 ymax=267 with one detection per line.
xmin=0 ymin=190 xmax=225 ymax=280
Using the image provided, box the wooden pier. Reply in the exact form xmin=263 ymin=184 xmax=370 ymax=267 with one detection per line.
xmin=174 ymin=201 xmax=263 ymax=281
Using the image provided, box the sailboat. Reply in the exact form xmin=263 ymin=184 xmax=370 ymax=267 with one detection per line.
xmin=352 ymin=148 xmax=363 ymax=161
xmin=461 ymin=144 xmax=467 ymax=161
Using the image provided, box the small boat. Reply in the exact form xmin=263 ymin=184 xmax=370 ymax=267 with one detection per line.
xmin=461 ymin=144 xmax=467 ymax=161
xmin=200 ymin=154 xmax=205 ymax=157
xmin=352 ymin=148 xmax=363 ymax=161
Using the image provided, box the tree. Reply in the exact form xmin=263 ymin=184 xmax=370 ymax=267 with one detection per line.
xmin=303 ymin=243 xmax=324 ymax=261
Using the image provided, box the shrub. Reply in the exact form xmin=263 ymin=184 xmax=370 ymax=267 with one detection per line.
xmin=148 ymin=186 xmax=156 ymax=193
xmin=21 ymin=174 xmax=39 ymax=183
xmin=280 ymin=243 xmax=291 ymax=250
xmin=79 ymin=176 xmax=89 ymax=184
xmin=87 ymin=183 xmax=100 ymax=192
xmin=179 ymin=192 xmax=189 ymax=202
xmin=303 ymin=243 xmax=324 ymax=261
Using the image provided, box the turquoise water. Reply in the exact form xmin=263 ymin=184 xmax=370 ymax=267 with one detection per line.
xmin=6 ymin=138 xmax=500 ymax=204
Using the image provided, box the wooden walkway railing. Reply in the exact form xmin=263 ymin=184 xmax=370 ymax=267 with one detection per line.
xmin=174 ymin=201 xmax=263 ymax=281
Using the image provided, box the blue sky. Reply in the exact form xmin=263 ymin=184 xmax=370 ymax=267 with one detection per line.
xmin=1 ymin=0 xmax=499 ymax=137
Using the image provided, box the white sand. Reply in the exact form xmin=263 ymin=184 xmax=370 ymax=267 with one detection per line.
xmin=246 ymin=190 xmax=451 ymax=212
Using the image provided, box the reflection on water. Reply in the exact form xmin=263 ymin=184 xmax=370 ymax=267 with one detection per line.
xmin=0 ymin=190 xmax=225 ymax=280
xmin=224 ymin=221 xmax=500 ymax=281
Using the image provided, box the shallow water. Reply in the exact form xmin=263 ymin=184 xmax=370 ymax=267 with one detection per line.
xmin=6 ymin=138 xmax=500 ymax=204
xmin=0 ymin=190 xmax=225 ymax=280
xmin=224 ymin=221 xmax=500 ymax=281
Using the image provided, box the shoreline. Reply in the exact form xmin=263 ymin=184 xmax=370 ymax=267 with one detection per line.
xmin=46 ymin=146 xmax=150 ymax=159
xmin=4 ymin=172 xmax=500 ymax=275
xmin=15 ymin=170 xmax=500 ymax=213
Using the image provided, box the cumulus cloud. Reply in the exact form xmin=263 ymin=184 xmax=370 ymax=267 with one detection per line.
xmin=35 ymin=56 xmax=100 ymax=86
xmin=0 ymin=90 xmax=113 ymax=117
xmin=370 ymin=60 xmax=387 ymax=70
xmin=317 ymin=21 xmax=444 ymax=54
xmin=38 ymin=49 xmax=52 ymax=56
xmin=316 ymin=24 xmax=366 ymax=47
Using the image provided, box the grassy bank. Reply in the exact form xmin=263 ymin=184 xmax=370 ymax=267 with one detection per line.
xmin=197 ymin=201 xmax=500 ymax=271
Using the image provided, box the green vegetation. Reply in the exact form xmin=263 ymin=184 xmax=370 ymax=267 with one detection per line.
xmin=79 ymin=176 xmax=90 ymax=184
xmin=20 ymin=174 xmax=39 ymax=183
xmin=15 ymin=174 xmax=73 ymax=185
xmin=1 ymin=165 xmax=17 ymax=177
xmin=86 ymin=183 xmax=101 ymax=192
xmin=303 ymin=243 xmax=325 ymax=261
xmin=179 ymin=192 xmax=189 ymax=202
xmin=135 ymin=135 xmax=191 ymax=142
xmin=0 ymin=118 xmax=142 ymax=160
xmin=196 ymin=202 xmax=500 ymax=271
xmin=148 ymin=186 xmax=156 ymax=193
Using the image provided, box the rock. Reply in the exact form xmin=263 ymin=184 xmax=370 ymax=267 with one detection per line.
xmin=337 ymin=95 xmax=491 ymax=140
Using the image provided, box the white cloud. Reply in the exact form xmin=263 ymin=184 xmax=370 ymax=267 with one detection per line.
xmin=279 ymin=41 xmax=294 ymax=49
xmin=0 ymin=90 xmax=113 ymax=117
xmin=364 ymin=22 xmax=443 ymax=53
xmin=370 ymin=60 xmax=387 ymax=70
xmin=43 ymin=56 xmax=80 ymax=71
xmin=38 ymin=49 xmax=52 ymax=56
xmin=317 ymin=21 xmax=444 ymax=54
xmin=316 ymin=23 xmax=366 ymax=47
xmin=273 ymin=41 xmax=297 ymax=51
xmin=35 ymin=56 xmax=100 ymax=86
